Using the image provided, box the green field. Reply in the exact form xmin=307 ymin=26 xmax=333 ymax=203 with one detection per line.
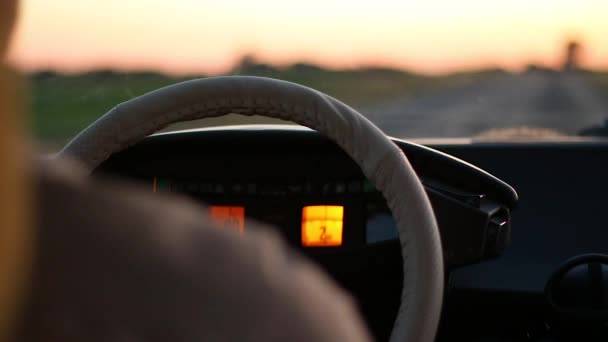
xmin=26 ymin=62 xmax=500 ymax=149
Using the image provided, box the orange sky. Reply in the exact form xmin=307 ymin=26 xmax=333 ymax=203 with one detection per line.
xmin=7 ymin=0 xmax=608 ymax=75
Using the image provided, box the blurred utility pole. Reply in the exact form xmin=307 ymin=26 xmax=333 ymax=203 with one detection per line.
xmin=562 ymin=41 xmax=581 ymax=72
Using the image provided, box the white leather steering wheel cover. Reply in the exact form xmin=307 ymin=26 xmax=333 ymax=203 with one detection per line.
xmin=59 ymin=76 xmax=444 ymax=342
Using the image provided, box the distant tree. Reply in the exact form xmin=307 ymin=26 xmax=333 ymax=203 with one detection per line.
xmin=562 ymin=40 xmax=581 ymax=72
xmin=31 ymin=70 xmax=58 ymax=80
xmin=85 ymin=69 xmax=124 ymax=79
xmin=231 ymin=54 xmax=277 ymax=76
xmin=524 ymin=64 xmax=554 ymax=74
xmin=287 ymin=63 xmax=324 ymax=74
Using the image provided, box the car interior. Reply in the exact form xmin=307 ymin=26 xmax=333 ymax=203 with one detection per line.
xmin=56 ymin=76 xmax=606 ymax=341
xmin=5 ymin=1 xmax=608 ymax=341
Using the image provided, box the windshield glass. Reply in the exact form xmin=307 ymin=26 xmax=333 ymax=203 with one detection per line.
xmin=7 ymin=0 xmax=608 ymax=148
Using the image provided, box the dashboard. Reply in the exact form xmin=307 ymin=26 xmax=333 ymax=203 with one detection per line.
xmin=95 ymin=125 xmax=517 ymax=340
xmin=95 ymin=126 xmax=517 ymax=267
xmin=94 ymin=125 xmax=608 ymax=341
xmin=437 ymin=139 xmax=608 ymax=341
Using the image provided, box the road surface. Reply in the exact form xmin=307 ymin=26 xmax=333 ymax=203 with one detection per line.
xmin=361 ymin=71 xmax=608 ymax=139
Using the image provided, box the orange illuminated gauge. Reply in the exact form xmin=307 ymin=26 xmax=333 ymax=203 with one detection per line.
xmin=301 ymin=205 xmax=344 ymax=247
xmin=209 ymin=206 xmax=245 ymax=235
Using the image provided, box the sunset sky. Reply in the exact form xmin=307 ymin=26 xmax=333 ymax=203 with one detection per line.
xmin=7 ymin=0 xmax=608 ymax=75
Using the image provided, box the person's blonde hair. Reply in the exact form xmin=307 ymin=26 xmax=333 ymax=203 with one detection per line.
xmin=0 ymin=1 xmax=33 ymax=340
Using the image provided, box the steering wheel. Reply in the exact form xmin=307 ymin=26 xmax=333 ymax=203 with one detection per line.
xmin=58 ymin=76 xmax=444 ymax=342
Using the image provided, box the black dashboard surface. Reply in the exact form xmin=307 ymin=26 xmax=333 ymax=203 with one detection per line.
xmin=434 ymin=140 xmax=608 ymax=340
xmin=439 ymin=141 xmax=608 ymax=293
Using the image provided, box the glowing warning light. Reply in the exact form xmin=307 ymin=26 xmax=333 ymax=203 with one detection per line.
xmin=302 ymin=205 xmax=344 ymax=247
xmin=210 ymin=206 xmax=245 ymax=235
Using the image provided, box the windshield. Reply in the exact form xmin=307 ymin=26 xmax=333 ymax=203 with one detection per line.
xmin=7 ymin=0 xmax=608 ymax=148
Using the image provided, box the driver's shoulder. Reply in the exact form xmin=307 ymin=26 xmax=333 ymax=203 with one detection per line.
xmin=27 ymin=158 xmax=370 ymax=342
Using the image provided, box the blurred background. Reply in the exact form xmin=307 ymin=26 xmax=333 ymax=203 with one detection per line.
xmin=6 ymin=0 xmax=608 ymax=149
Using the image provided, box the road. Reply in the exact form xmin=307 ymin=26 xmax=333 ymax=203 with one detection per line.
xmin=361 ymin=71 xmax=608 ymax=138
